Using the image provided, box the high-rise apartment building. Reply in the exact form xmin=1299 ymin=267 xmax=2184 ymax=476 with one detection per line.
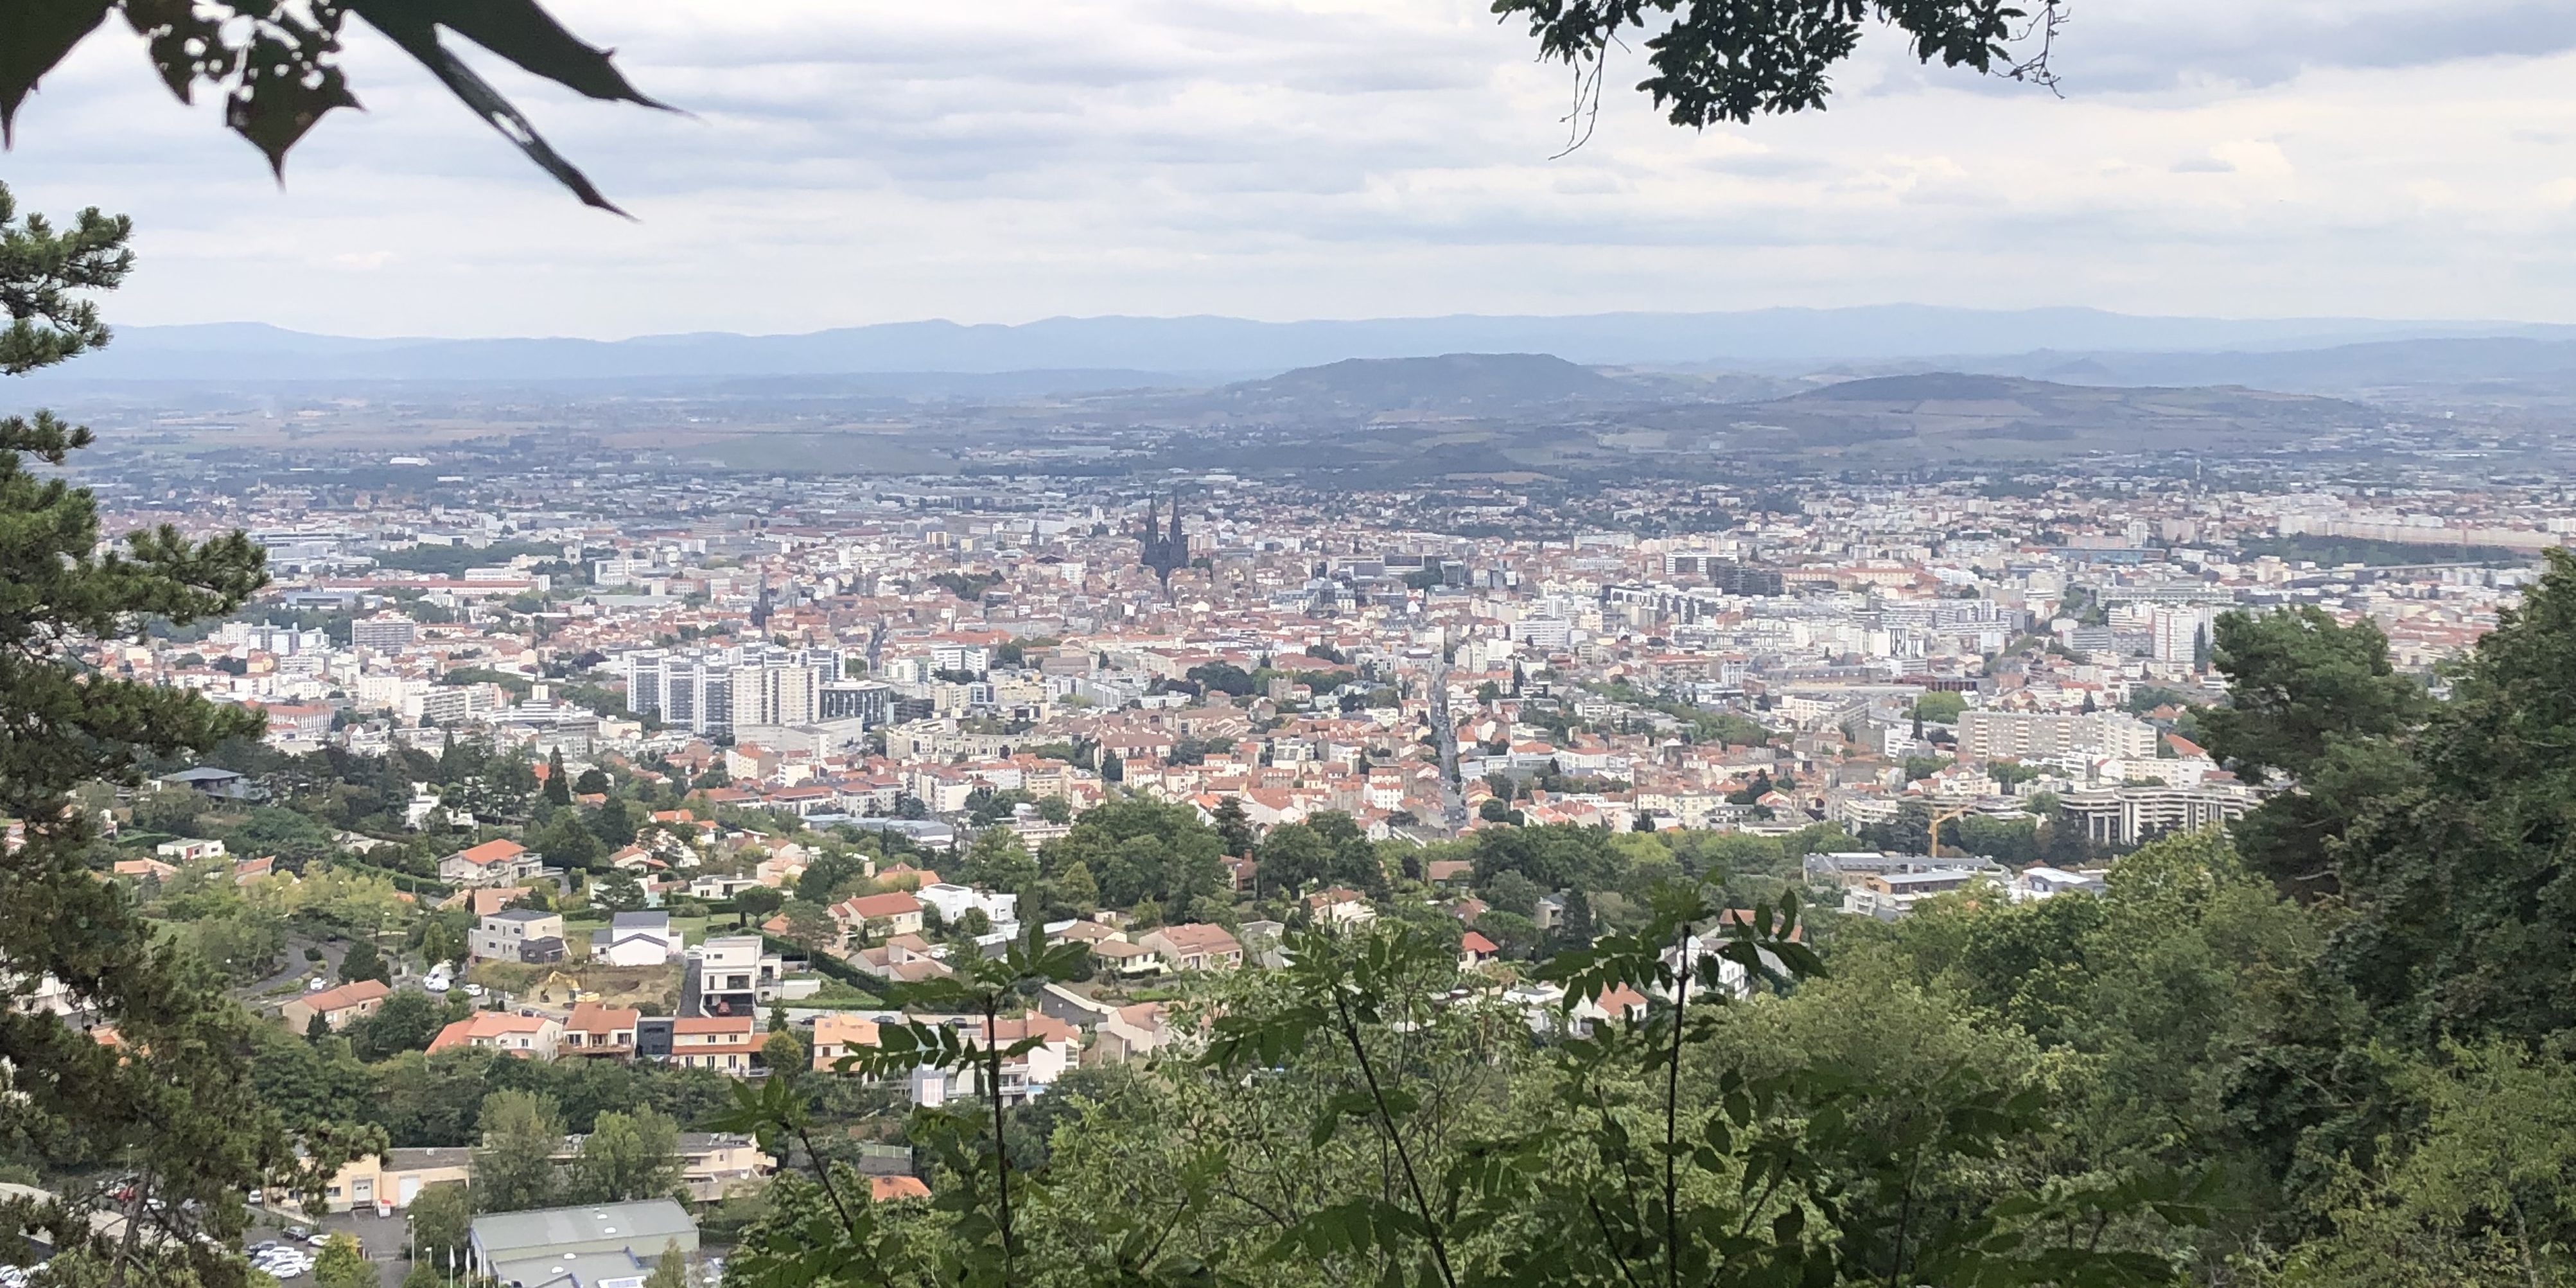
xmin=621 ymin=646 xmax=840 ymax=737
xmin=1956 ymin=709 xmax=2160 ymax=761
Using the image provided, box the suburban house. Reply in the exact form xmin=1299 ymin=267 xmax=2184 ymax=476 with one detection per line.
xmin=1459 ymin=931 xmax=1501 ymax=971
xmin=593 ymin=910 xmax=679 ymax=967
xmin=559 ymin=1001 xmax=642 ymax=1057
xmin=428 ymin=1011 xmax=563 ymax=1059
xmin=915 ymin=883 xmax=1019 ymax=935
xmin=810 ymin=1013 xmax=882 ymax=1071
xmin=319 ymin=1147 xmax=471 ymax=1213
xmin=907 ymin=1011 xmax=1080 ymax=1108
xmin=281 ymin=979 xmax=392 ymax=1032
xmin=471 ymin=908 xmax=567 ymax=964
xmin=692 ymin=936 xmax=785 ymax=1016
xmin=1138 ymin=924 xmax=1243 ymax=972
xmin=670 ymin=1015 xmax=759 ymax=1072
xmin=439 ymin=838 xmax=546 ymax=887
xmin=677 ymin=1133 xmax=773 ymax=1202
xmin=1094 ymin=1002 xmax=1176 ymax=1064
xmin=1304 ymin=887 xmax=1377 ymax=927
xmin=446 ymin=886 xmax=535 ymax=918
xmin=848 ymin=934 xmax=951 ymax=984
xmin=112 ymin=857 xmax=178 ymax=882
xmin=157 ymin=766 xmax=265 ymax=800
xmin=830 ymin=891 xmax=925 ymax=942
xmin=153 ymin=838 xmax=226 ymax=863
xmin=1089 ymin=938 xmax=1161 ymax=975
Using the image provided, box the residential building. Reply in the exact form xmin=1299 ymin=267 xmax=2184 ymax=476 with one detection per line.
xmin=319 ymin=1147 xmax=472 ymax=1213
xmin=692 ymin=935 xmax=784 ymax=1016
xmin=2055 ymin=783 xmax=2254 ymax=845
xmin=810 ymin=1013 xmax=881 ymax=1072
xmin=281 ymin=979 xmax=392 ymax=1032
xmin=428 ymin=1011 xmax=563 ymax=1059
xmin=670 ymin=1015 xmax=758 ymax=1072
xmin=1954 ymin=710 xmax=2159 ymax=761
xmin=907 ymin=1012 xmax=1080 ymax=1108
xmin=1137 ymin=924 xmax=1243 ymax=972
xmin=831 ymin=891 xmax=925 ymax=941
xmin=677 ymin=1133 xmax=773 ymax=1202
xmin=472 ymin=908 xmax=568 ymax=964
xmin=915 ymin=883 xmax=1019 ymax=935
xmin=441 ymin=838 xmax=544 ymax=887
xmin=592 ymin=910 xmax=678 ymax=967
xmin=559 ymin=1001 xmax=642 ymax=1057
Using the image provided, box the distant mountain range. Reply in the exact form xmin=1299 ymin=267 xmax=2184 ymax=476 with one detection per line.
xmin=22 ymin=306 xmax=2576 ymax=389
xmin=1130 ymin=358 xmax=2383 ymax=478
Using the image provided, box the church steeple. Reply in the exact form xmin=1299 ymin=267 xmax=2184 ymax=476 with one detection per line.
xmin=1138 ymin=491 xmax=1187 ymax=592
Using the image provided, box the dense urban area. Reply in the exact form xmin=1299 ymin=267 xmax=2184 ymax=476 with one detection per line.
xmin=19 ymin=362 xmax=2576 ymax=1288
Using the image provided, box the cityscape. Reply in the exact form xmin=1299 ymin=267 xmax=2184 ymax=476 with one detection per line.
xmin=7 ymin=4 xmax=2576 ymax=1288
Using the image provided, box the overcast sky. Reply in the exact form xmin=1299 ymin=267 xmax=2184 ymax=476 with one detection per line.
xmin=8 ymin=0 xmax=2576 ymax=338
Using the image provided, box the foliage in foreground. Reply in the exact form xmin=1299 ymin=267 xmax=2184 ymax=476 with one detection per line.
xmin=715 ymin=883 xmax=2215 ymax=1287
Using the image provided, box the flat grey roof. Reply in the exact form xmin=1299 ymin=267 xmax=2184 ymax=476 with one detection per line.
xmin=469 ymin=1199 xmax=694 ymax=1262
xmin=490 ymin=1249 xmax=649 ymax=1288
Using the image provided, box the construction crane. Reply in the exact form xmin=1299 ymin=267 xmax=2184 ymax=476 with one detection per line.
xmin=1927 ymin=803 xmax=1976 ymax=860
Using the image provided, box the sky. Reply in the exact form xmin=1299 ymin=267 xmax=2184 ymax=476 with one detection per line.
xmin=8 ymin=0 xmax=2576 ymax=338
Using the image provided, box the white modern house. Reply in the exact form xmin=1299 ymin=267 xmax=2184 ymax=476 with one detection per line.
xmin=593 ymin=910 xmax=679 ymax=967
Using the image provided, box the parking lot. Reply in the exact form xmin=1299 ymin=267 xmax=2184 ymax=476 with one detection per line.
xmin=246 ymin=1205 xmax=424 ymax=1288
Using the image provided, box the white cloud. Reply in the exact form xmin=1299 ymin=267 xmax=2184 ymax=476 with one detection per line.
xmin=0 ymin=0 xmax=2572 ymax=337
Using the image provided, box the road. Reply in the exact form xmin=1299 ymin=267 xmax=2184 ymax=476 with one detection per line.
xmin=232 ymin=936 xmax=349 ymax=1006
xmin=1426 ymin=656 xmax=1467 ymax=834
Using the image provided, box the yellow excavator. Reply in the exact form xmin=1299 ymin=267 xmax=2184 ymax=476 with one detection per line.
xmin=532 ymin=970 xmax=588 ymax=1004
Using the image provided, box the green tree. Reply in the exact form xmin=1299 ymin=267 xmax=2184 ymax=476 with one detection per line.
xmin=642 ymin=1240 xmax=692 ymax=1288
xmin=315 ymin=1233 xmax=372 ymax=1288
xmin=2200 ymin=604 xmax=2426 ymax=899
xmin=796 ymin=851 xmax=870 ymax=904
xmin=2307 ymin=552 xmax=2576 ymax=1043
xmin=732 ymin=885 xmax=785 ymax=929
xmin=762 ymin=1028 xmax=807 ymax=1075
xmin=1211 ymin=795 xmax=1256 ymax=856
xmin=961 ymin=827 xmax=1038 ymax=895
xmin=1037 ymin=798 xmax=1225 ymax=910
xmin=544 ymin=748 xmax=574 ymax=806
xmin=1186 ymin=662 xmax=1256 ymax=697
xmin=0 ymin=181 xmax=328 ymax=1278
xmin=778 ymin=900 xmax=837 ymax=953
xmin=408 ymin=1181 xmax=473 ymax=1264
xmin=1913 ymin=690 xmax=1967 ymax=723
xmin=340 ymin=937 xmax=391 ymax=985
xmin=533 ymin=808 xmax=606 ymax=870
xmin=1053 ymin=860 xmax=1100 ymax=915
xmin=349 ymin=989 xmax=446 ymax=1063
xmin=593 ymin=867 xmax=649 ymax=913
xmin=2286 ymin=1040 xmax=2576 ymax=1286
xmin=570 ymin=1107 xmax=683 ymax=1204
xmin=473 ymin=1089 xmax=565 ymax=1213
